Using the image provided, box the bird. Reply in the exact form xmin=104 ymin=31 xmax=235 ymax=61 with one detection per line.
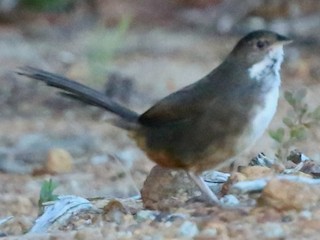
xmin=17 ymin=30 xmax=292 ymax=205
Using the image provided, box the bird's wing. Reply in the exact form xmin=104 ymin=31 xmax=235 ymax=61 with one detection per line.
xmin=139 ymin=79 xmax=220 ymax=126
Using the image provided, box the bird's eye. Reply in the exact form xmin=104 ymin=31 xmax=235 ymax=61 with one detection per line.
xmin=256 ymin=40 xmax=266 ymax=49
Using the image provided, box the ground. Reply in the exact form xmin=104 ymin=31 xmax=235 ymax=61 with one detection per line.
xmin=1 ymin=2 xmax=320 ymax=239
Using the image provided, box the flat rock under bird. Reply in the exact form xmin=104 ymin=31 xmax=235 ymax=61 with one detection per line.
xmin=18 ymin=30 xmax=292 ymax=205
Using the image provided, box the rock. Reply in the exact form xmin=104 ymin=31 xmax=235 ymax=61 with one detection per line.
xmin=284 ymin=160 xmax=297 ymax=169
xmin=287 ymin=149 xmax=310 ymax=164
xmin=299 ymin=160 xmax=320 ymax=178
xmin=259 ymin=222 xmax=286 ymax=239
xmin=178 ymin=221 xmax=199 ymax=238
xmin=136 ymin=210 xmax=158 ymax=222
xmin=202 ymin=171 xmax=230 ymax=183
xmin=239 ymin=166 xmax=275 ymax=180
xmin=259 ymin=179 xmax=320 ymax=210
xmin=45 ymin=148 xmax=73 ymax=173
xmin=141 ymin=165 xmax=200 ymax=210
xmin=102 ymin=199 xmax=129 ymax=224
xmin=200 ymin=221 xmax=229 ymax=240
xmin=220 ymin=194 xmax=240 ymax=207
xmin=299 ymin=210 xmax=312 ymax=220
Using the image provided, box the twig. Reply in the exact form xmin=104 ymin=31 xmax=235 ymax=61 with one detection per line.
xmin=29 ymin=195 xmax=99 ymax=233
xmin=0 ymin=216 xmax=13 ymax=226
xmin=231 ymin=175 xmax=320 ymax=194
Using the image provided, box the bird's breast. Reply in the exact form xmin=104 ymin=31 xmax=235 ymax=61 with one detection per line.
xmin=235 ymin=76 xmax=280 ymax=152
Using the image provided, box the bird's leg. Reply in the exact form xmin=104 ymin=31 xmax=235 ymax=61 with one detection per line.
xmin=187 ymin=171 xmax=220 ymax=205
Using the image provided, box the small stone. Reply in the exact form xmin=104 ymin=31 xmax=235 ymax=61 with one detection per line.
xmin=103 ymin=199 xmax=128 ymax=224
xmin=178 ymin=221 xmax=199 ymax=238
xmin=260 ymin=222 xmax=285 ymax=239
xmin=90 ymin=155 xmax=109 ymax=165
xmin=300 ymin=160 xmax=320 ymax=178
xmin=260 ymin=179 xmax=320 ymax=210
xmin=220 ymin=194 xmax=240 ymax=207
xmin=287 ymin=149 xmax=309 ymax=164
xmin=240 ymin=166 xmax=274 ymax=180
xmin=299 ymin=210 xmax=312 ymax=220
xmin=141 ymin=166 xmax=200 ymax=210
xmin=202 ymin=171 xmax=230 ymax=183
xmin=136 ymin=210 xmax=157 ymax=222
xmin=200 ymin=221 xmax=229 ymax=239
xmin=45 ymin=148 xmax=73 ymax=173
xmin=284 ymin=160 xmax=297 ymax=169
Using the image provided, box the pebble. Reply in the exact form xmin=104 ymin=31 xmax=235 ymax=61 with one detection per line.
xmin=299 ymin=210 xmax=312 ymax=220
xmin=260 ymin=178 xmax=320 ymax=210
xmin=45 ymin=148 xmax=73 ymax=173
xmin=136 ymin=210 xmax=157 ymax=222
xmin=220 ymin=194 xmax=240 ymax=207
xmin=260 ymin=222 xmax=286 ymax=239
xmin=239 ymin=166 xmax=274 ymax=180
xmin=141 ymin=165 xmax=200 ymax=210
xmin=178 ymin=221 xmax=199 ymax=238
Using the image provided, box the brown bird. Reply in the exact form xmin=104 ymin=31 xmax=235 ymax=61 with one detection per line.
xmin=17 ymin=30 xmax=291 ymax=204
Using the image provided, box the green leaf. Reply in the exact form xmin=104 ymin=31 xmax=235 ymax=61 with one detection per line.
xmin=268 ymin=128 xmax=285 ymax=143
xmin=284 ymin=91 xmax=295 ymax=107
xmin=297 ymin=103 xmax=308 ymax=122
xmin=282 ymin=117 xmax=294 ymax=128
xmin=289 ymin=126 xmax=307 ymax=141
xmin=38 ymin=179 xmax=58 ymax=206
xmin=38 ymin=179 xmax=59 ymax=216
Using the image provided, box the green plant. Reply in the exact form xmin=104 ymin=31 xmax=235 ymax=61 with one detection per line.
xmin=269 ymin=89 xmax=320 ymax=161
xmin=38 ymin=179 xmax=58 ymax=215
xmin=86 ymin=16 xmax=131 ymax=85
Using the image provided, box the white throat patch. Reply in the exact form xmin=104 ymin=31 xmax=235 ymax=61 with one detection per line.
xmin=248 ymin=45 xmax=284 ymax=81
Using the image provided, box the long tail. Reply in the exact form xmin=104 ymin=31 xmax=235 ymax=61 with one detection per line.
xmin=17 ymin=67 xmax=140 ymax=125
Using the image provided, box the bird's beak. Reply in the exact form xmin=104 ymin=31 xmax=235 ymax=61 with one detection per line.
xmin=270 ymin=39 xmax=292 ymax=49
xmin=279 ymin=39 xmax=293 ymax=45
xmin=277 ymin=34 xmax=293 ymax=46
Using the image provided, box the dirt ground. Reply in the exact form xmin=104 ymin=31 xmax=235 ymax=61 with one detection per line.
xmin=1 ymin=1 xmax=320 ymax=239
